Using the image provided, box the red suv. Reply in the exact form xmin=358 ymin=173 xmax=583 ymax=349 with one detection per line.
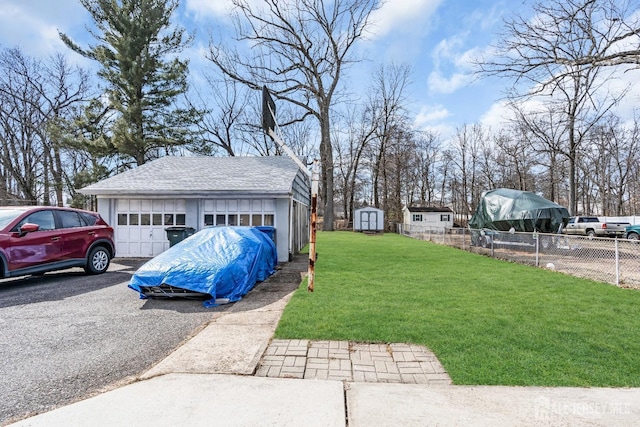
xmin=0 ymin=206 xmax=115 ymax=278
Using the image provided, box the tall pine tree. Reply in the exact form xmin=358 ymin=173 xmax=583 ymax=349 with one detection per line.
xmin=60 ymin=0 xmax=197 ymax=165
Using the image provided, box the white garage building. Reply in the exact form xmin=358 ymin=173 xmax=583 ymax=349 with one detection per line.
xmin=78 ymin=156 xmax=310 ymax=262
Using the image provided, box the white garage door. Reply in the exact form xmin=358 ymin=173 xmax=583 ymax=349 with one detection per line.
xmin=115 ymin=199 xmax=186 ymax=257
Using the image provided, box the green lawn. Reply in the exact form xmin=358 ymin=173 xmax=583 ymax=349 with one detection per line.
xmin=274 ymin=232 xmax=640 ymax=387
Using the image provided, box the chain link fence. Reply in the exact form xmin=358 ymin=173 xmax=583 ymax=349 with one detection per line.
xmin=397 ymin=224 xmax=640 ymax=289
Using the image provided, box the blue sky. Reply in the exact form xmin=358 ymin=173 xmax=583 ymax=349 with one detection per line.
xmin=1 ymin=0 xmax=638 ymax=141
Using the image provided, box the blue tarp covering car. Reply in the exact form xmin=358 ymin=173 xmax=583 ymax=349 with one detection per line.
xmin=128 ymin=226 xmax=278 ymax=307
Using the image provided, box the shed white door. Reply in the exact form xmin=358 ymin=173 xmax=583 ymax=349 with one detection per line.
xmin=360 ymin=210 xmax=378 ymax=231
xmin=115 ymin=199 xmax=186 ymax=257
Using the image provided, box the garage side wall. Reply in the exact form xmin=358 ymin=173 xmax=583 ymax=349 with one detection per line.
xmin=275 ymin=198 xmax=291 ymax=262
xmin=96 ymin=198 xmax=113 ymax=226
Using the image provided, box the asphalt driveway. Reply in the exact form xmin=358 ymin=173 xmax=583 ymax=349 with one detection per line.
xmin=0 ymin=259 xmax=231 ymax=425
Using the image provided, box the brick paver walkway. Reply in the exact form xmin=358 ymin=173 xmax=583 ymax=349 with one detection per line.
xmin=255 ymin=340 xmax=451 ymax=385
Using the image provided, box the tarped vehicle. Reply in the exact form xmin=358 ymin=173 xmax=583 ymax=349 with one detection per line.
xmin=469 ymin=188 xmax=570 ymax=248
xmin=129 ymin=226 xmax=277 ymax=307
xmin=469 ymin=188 xmax=569 ymax=232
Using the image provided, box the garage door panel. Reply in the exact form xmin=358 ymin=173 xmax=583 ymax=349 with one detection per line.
xmin=117 ymin=228 xmax=130 ymax=240
xmin=116 ymin=199 xmax=185 ymax=258
xmin=128 ymin=199 xmax=141 ymax=211
xmin=140 ymin=200 xmax=153 ymax=211
xmin=153 ymin=241 xmax=167 ymax=255
xmin=140 ymin=242 xmax=153 ymax=257
xmin=151 ymin=228 xmax=165 ymax=240
xmin=128 ymin=228 xmax=141 ymax=241
xmin=264 ymin=200 xmax=275 ymax=212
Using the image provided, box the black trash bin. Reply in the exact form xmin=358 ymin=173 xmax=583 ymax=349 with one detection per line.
xmin=165 ymin=226 xmax=196 ymax=247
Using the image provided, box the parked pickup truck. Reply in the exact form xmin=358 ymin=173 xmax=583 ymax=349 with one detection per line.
xmin=563 ymin=216 xmax=630 ymax=237
xmin=625 ymin=224 xmax=640 ymax=241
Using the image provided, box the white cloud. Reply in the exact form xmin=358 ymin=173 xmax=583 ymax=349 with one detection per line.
xmin=426 ymin=34 xmax=481 ymax=94
xmin=431 ymin=34 xmax=466 ymax=67
xmin=428 ymin=70 xmax=473 ymax=94
xmin=478 ymin=99 xmax=512 ymax=129
xmin=415 ymin=105 xmax=450 ymax=125
xmin=476 ymin=66 xmax=640 ymax=131
xmin=413 ymin=105 xmax=455 ymax=140
xmin=0 ymin=0 xmax=94 ymax=63
xmin=185 ymin=0 xmax=234 ymax=20
xmin=367 ymin=0 xmax=443 ymax=39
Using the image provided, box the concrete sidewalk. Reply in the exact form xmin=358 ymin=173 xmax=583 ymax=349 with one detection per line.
xmin=9 ymin=256 xmax=640 ymax=426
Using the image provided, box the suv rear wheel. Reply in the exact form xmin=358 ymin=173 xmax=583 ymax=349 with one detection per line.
xmin=85 ymin=246 xmax=110 ymax=275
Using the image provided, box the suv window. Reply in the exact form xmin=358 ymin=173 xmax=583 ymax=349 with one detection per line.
xmin=0 ymin=209 xmax=24 ymax=229
xmin=79 ymin=212 xmax=98 ymax=225
xmin=13 ymin=210 xmax=55 ymax=231
xmin=58 ymin=210 xmax=88 ymax=228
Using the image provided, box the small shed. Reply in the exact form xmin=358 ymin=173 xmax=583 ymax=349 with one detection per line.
xmin=354 ymin=207 xmax=384 ymax=232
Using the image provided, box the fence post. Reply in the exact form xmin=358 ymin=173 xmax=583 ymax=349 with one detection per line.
xmin=462 ymin=227 xmax=466 ymax=251
xmin=465 ymin=228 xmax=467 ymax=250
xmin=491 ymin=235 xmax=494 ymax=257
xmin=534 ymin=231 xmax=539 ymax=267
xmin=615 ymin=238 xmax=620 ymax=286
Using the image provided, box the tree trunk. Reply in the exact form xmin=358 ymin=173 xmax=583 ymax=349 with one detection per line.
xmin=320 ymin=108 xmax=334 ymax=231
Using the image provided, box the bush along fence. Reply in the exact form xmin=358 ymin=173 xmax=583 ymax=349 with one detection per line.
xmin=396 ymin=223 xmax=640 ymax=289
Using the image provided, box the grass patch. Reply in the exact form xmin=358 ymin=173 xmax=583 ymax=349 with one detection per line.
xmin=275 ymin=232 xmax=640 ymax=386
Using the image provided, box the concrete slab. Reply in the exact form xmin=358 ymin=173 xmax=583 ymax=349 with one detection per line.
xmin=106 ymin=262 xmax=133 ymax=272
xmin=230 ymin=290 xmax=296 ymax=312
xmin=347 ymin=383 xmax=640 ymax=427
xmin=142 ymin=323 xmax=273 ymax=378
xmin=10 ymin=374 xmax=346 ymax=427
xmin=214 ymin=309 xmax=282 ymax=326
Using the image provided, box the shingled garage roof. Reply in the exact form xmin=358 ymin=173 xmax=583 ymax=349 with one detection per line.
xmin=78 ymin=156 xmax=303 ymax=196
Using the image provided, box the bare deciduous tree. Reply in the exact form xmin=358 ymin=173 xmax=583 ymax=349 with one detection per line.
xmin=477 ymin=0 xmax=633 ymax=213
xmin=334 ymin=103 xmax=377 ymax=226
xmin=450 ymin=124 xmax=484 ymax=217
xmin=478 ymin=0 xmax=640 ymax=92
xmin=584 ymin=115 xmax=640 ymax=215
xmin=0 ymin=48 xmax=90 ymax=205
xmin=409 ymin=130 xmax=440 ymax=206
xmin=368 ymin=64 xmax=412 ymax=210
xmin=187 ymin=76 xmax=252 ymax=157
xmin=206 ymin=0 xmax=380 ymax=230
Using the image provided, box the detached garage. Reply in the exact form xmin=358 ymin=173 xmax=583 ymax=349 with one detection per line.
xmin=78 ymin=156 xmax=311 ymax=262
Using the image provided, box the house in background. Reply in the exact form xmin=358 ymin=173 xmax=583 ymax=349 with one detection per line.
xmin=78 ymin=156 xmax=310 ymax=262
xmin=402 ymin=206 xmax=454 ymax=230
